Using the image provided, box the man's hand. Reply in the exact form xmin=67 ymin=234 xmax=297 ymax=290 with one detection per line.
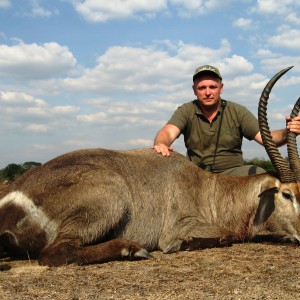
xmin=286 ymin=115 xmax=300 ymax=135
xmin=152 ymin=124 xmax=180 ymax=156
xmin=152 ymin=144 xmax=174 ymax=156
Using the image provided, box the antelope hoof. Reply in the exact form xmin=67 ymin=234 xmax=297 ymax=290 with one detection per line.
xmin=134 ymin=248 xmax=153 ymax=259
xmin=121 ymin=246 xmax=152 ymax=260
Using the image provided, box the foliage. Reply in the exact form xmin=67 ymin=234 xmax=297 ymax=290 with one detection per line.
xmin=0 ymin=162 xmax=41 ymax=182
xmin=244 ymin=157 xmax=275 ymax=173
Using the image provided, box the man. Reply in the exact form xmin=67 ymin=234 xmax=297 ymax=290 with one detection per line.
xmin=153 ymin=65 xmax=300 ymax=175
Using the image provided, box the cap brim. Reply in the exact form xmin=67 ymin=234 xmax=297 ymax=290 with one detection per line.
xmin=193 ymin=70 xmax=222 ymax=81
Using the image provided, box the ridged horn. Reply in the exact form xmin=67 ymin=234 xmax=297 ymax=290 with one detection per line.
xmin=287 ymin=96 xmax=300 ymax=180
xmin=258 ymin=66 xmax=295 ymax=183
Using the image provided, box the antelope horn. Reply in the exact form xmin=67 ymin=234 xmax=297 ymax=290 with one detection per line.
xmin=287 ymin=96 xmax=300 ymax=180
xmin=258 ymin=66 xmax=295 ymax=183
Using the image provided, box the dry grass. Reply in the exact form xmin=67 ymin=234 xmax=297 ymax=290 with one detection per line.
xmin=1 ymin=242 xmax=300 ymax=300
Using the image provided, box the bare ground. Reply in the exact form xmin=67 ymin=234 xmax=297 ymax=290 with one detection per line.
xmin=1 ymin=182 xmax=300 ymax=299
xmin=1 ymin=242 xmax=300 ymax=300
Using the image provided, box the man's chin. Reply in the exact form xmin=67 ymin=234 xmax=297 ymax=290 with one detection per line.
xmin=202 ymin=100 xmax=217 ymax=106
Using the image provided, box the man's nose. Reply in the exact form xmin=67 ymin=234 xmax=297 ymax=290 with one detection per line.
xmin=204 ymin=88 xmax=211 ymax=94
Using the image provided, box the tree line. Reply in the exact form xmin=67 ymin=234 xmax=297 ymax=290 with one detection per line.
xmin=0 ymin=162 xmax=42 ymax=182
xmin=0 ymin=157 xmax=275 ymax=183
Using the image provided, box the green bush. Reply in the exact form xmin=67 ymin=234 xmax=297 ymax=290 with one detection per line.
xmin=244 ymin=157 xmax=275 ymax=173
xmin=0 ymin=162 xmax=41 ymax=182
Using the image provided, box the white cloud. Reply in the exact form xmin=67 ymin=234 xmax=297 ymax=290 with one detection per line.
xmin=61 ymin=40 xmax=232 ymax=94
xmin=70 ymin=0 xmax=167 ymax=22
xmin=176 ymin=39 xmax=231 ymax=62
xmin=286 ymin=12 xmax=300 ymax=25
xmin=76 ymin=111 xmax=108 ymax=124
xmin=67 ymin=0 xmax=300 ymax=26
xmin=62 ymin=44 xmax=182 ymax=93
xmin=252 ymin=0 xmax=300 ymax=23
xmin=0 ymin=0 xmax=11 ymax=8
xmin=0 ymin=0 xmax=10 ymax=8
xmin=52 ymin=106 xmax=80 ymax=114
xmin=263 ymin=57 xmax=300 ymax=74
xmin=118 ymin=138 xmax=153 ymax=147
xmin=23 ymin=105 xmax=80 ymax=117
xmin=69 ymin=0 xmax=233 ymax=22
xmin=257 ymin=48 xmax=300 ymax=73
xmin=254 ymin=0 xmax=293 ymax=14
xmin=25 ymin=123 xmax=51 ymax=133
xmin=219 ymin=55 xmax=254 ymax=79
xmin=0 ymin=90 xmax=80 ymax=135
xmin=0 ymin=39 xmax=288 ymax=142
xmin=63 ymin=139 xmax=98 ymax=148
xmin=0 ymin=41 xmax=76 ymax=80
xmin=232 ymin=18 xmax=254 ymax=29
xmin=0 ymin=91 xmax=47 ymax=106
xmin=256 ymin=48 xmax=274 ymax=57
xmin=170 ymin=0 xmax=232 ymax=16
xmin=15 ymin=0 xmax=59 ymax=18
xmin=268 ymin=26 xmax=300 ymax=50
xmin=31 ymin=6 xmax=53 ymax=17
xmin=32 ymin=143 xmax=56 ymax=150
xmin=273 ymin=112 xmax=285 ymax=120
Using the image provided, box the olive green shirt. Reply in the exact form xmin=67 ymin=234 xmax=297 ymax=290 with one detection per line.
xmin=167 ymin=99 xmax=259 ymax=172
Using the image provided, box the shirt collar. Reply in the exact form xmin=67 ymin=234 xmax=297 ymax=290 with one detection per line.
xmin=194 ymin=99 xmax=222 ymax=117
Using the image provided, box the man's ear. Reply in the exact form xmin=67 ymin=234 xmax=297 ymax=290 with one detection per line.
xmin=192 ymin=84 xmax=196 ymax=96
xmin=220 ymin=82 xmax=224 ymax=94
xmin=253 ymin=187 xmax=278 ymax=226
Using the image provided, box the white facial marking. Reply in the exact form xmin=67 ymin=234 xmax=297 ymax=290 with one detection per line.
xmin=0 ymin=191 xmax=58 ymax=245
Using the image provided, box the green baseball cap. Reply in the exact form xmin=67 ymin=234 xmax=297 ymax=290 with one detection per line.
xmin=193 ymin=65 xmax=222 ymax=81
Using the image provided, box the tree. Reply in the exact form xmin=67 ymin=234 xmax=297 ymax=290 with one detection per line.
xmin=244 ymin=157 xmax=275 ymax=173
xmin=22 ymin=161 xmax=42 ymax=169
xmin=1 ymin=163 xmax=25 ymax=181
xmin=0 ymin=161 xmax=41 ymax=182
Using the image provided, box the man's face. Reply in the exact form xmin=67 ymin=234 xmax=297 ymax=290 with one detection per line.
xmin=193 ymin=75 xmax=223 ymax=108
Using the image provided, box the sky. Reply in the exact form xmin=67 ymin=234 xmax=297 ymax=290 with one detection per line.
xmin=0 ymin=0 xmax=300 ymax=168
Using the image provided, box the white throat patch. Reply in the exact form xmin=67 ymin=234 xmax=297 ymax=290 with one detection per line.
xmin=0 ymin=191 xmax=58 ymax=245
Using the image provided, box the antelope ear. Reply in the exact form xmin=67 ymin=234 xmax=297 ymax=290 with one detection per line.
xmin=253 ymin=187 xmax=278 ymax=226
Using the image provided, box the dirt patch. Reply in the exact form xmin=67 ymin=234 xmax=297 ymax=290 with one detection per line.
xmin=1 ymin=242 xmax=300 ymax=300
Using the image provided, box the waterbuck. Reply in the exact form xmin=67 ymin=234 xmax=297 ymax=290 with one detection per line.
xmin=0 ymin=67 xmax=299 ymax=266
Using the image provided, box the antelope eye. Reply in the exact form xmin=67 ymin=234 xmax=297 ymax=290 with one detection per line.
xmin=282 ymin=191 xmax=293 ymax=201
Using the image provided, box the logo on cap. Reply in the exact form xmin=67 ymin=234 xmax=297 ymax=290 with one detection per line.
xmin=193 ymin=65 xmax=222 ymax=81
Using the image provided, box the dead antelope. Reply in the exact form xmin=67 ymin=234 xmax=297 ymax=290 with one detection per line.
xmin=0 ymin=67 xmax=299 ymax=267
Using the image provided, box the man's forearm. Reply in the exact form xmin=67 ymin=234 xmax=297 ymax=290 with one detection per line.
xmin=271 ymin=128 xmax=288 ymax=147
xmin=154 ymin=130 xmax=172 ymax=147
